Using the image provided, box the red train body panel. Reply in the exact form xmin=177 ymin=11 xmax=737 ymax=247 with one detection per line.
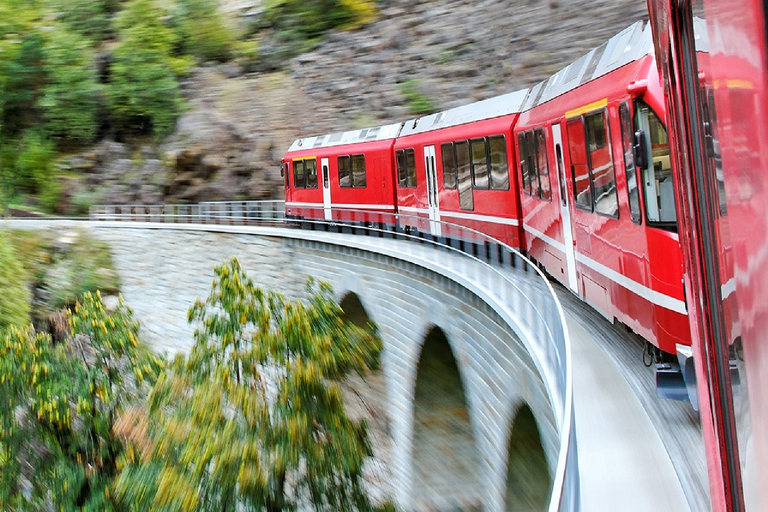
xmin=647 ymin=0 xmax=768 ymax=510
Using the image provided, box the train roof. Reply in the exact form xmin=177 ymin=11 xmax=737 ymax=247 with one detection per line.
xmin=523 ymin=21 xmax=653 ymax=110
xmin=398 ymin=89 xmax=530 ymax=137
xmin=287 ymin=122 xmax=403 ymax=152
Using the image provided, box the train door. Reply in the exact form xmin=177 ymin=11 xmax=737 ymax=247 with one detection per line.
xmin=552 ymin=123 xmax=579 ymax=293
xmin=424 ymin=145 xmax=442 ymax=236
xmin=321 ymin=157 xmax=331 ymax=220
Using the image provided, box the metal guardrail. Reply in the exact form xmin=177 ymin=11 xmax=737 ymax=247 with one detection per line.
xmin=89 ymin=200 xmax=578 ymax=512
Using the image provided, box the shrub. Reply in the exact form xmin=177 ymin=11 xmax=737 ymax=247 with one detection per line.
xmin=174 ymin=0 xmax=237 ymax=63
xmin=107 ymin=0 xmax=185 ymax=138
xmin=0 ymin=235 xmax=30 ymax=330
xmin=0 ymin=293 xmax=163 ymax=510
xmin=40 ymin=23 xmax=100 ymax=144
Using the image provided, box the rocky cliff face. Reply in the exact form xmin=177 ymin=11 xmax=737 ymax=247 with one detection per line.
xmin=65 ymin=0 xmax=648 ymax=206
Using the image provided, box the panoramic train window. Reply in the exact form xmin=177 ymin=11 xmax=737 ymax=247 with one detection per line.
xmin=441 ymin=143 xmax=457 ymax=189
xmin=352 ymin=154 xmax=366 ymax=187
xmin=293 ymin=159 xmax=306 ymax=188
xmin=470 ymin=139 xmax=489 ymax=189
xmin=619 ymin=103 xmax=642 ymax=223
xmin=566 ymin=117 xmax=593 ymax=210
xmin=305 ymin=159 xmax=318 ymax=189
xmin=488 ymin=135 xmax=509 ymax=190
xmin=535 ymin=129 xmax=551 ymax=201
xmin=456 ymin=141 xmax=474 ymax=210
xmin=396 ymin=148 xmax=417 ymax=188
xmin=635 ymin=101 xmax=676 ymax=228
xmin=585 ymin=111 xmax=618 ymax=217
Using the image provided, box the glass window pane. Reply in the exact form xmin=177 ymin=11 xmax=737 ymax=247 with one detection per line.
xmin=441 ymin=143 xmax=457 ymax=189
xmin=338 ymin=156 xmax=351 ymax=188
xmin=636 ymin=102 xmax=675 ymax=225
xmin=352 ymin=154 xmax=366 ymax=188
xmin=620 ymin=103 xmax=641 ymax=223
xmin=567 ymin=118 xmax=592 ymax=209
xmin=456 ymin=141 xmax=473 ymax=210
xmin=406 ymin=148 xmax=417 ymax=188
xmin=293 ymin=159 xmax=305 ymax=189
xmin=471 ymin=138 xmax=489 ymax=189
xmin=518 ymin=133 xmax=530 ymax=195
xmin=489 ymin=135 xmax=509 ymax=190
xmin=528 ymin=131 xmax=540 ymax=198
xmin=306 ymin=159 xmax=318 ymax=188
xmin=396 ymin=150 xmax=407 ymax=187
xmin=586 ymin=111 xmax=618 ymax=216
xmin=536 ymin=130 xmax=551 ymax=200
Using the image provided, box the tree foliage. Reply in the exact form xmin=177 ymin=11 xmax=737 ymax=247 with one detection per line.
xmin=40 ymin=23 xmax=100 ymax=143
xmin=0 ymin=292 xmax=163 ymax=510
xmin=174 ymin=0 xmax=237 ymax=63
xmin=0 ymin=236 xmax=31 ymax=330
xmin=107 ymin=0 xmax=187 ymax=138
xmin=115 ymin=258 xmax=392 ymax=511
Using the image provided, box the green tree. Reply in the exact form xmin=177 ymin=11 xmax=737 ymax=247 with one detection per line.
xmin=0 ymin=236 xmax=30 ymax=330
xmin=52 ymin=0 xmax=117 ymax=42
xmin=108 ymin=0 xmax=187 ymax=138
xmin=0 ymin=292 xmax=163 ymax=510
xmin=40 ymin=23 xmax=100 ymax=144
xmin=174 ymin=0 xmax=237 ymax=63
xmin=115 ymin=258 xmax=391 ymax=511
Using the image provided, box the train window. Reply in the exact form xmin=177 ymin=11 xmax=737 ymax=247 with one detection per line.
xmin=305 ymin=159 xmax=318 ymax=189
xmin=566 ymin=117 xmax=593 ymax=210
xmin=619 ymin=103 xmax=642 ymax=223
xmin=352 ymin=154 xmax=366 ymax=187
xmin=470 ymin=138 xmax=489 ymax=189
xmin=338 ymin=156 xmax=351 ymax=188
xmin=585 ymin=111 xmax=618 ymax=217
xmin=529 ymin=131 xmax=540 ymax=198
xmin=535 ymin=129 xmax=551 ymax=201
xmin=441 ymin=143 xmax=457 ymax=189
xmin=406 ymin=149 xmax=416 ymax=187
xmin=635 ymin=101 xmax=676 ymax=228
xmin=489 ymin=135 xmax=509 ymax=190
xmin=284 ymin=162 xmax=290 ymax=187
xmin=518 ymin=133 xmax=531 ymax=194
xmin=293 ymin=159 xmax=306 ymax=189
xmin=397 ymin=149 xmax=417 ymax=188
xmin=456 ymin=141 xmax=474 ymax=210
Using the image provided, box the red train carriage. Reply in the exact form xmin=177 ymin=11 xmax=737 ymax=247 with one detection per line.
xmin=514 ymin=22 xmax=691 ymax=357
xmin=647 ymin=0 xmax=768 ymax=510
xmin=283 ymin=123 xmax=402 ymax=224
xmin=392 ymin=90 xmax=528 ymax=247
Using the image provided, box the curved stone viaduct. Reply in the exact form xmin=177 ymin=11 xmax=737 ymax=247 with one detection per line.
xmin=7 ymin=220 xmax=564 ymax=512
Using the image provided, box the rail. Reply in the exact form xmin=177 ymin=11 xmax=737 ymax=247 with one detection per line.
xmin=88 ymin=200 xmax=578 ymax=512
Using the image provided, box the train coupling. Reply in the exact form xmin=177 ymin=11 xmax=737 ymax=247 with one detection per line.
xmin=655 ymin=344 xmax=742 ymax=410
xmin=655 ymin=345 xmax=699 ymax=410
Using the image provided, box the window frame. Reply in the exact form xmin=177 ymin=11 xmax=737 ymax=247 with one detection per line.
xmin=488 ymin=135 xmax=510 ymax=191
xmin=441 ymin=142 xmax=458 ymax=190
xmin=293 ymin=159 xmax=306 ymax=189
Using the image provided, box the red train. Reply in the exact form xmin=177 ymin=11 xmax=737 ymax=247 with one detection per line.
xmin=285 ymin=2 xmax=768 ymax=508
xmin=283 ymin=21 xmax=691 ymax=370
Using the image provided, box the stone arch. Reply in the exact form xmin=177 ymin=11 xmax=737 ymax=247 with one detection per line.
xmin=412 ymin=326 xmax=482 ymax=510
xmin=339 ymin=291 xmax=374 ymax=332
xmin=505 ymin=404 xmax=552 ymax=512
